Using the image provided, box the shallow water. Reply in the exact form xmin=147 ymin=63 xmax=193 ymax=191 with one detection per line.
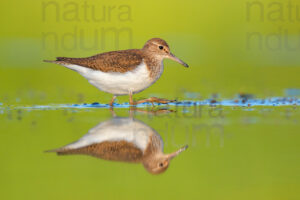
xmin=5 ymin=96 xmax=300 ymax=110
xmin=2 ymin=0 xmax=300 ymax=198
xmin=1 ymin=102 xmax=299 ymax=200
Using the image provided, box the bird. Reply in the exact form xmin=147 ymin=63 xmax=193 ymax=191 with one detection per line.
xmin=46 ymin=117 xmax=188 ymax=175
xmin=44 ymin=38 xmax=189 ymax=106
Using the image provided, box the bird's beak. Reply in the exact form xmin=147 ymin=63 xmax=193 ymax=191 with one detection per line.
xmin=168 ymin=53 xmax=189 ymax=68
xmin=167 ymin=145 xmax=188 ymax=160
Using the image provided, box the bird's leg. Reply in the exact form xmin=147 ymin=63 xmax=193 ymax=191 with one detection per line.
xmin=109 ymin=107 xmax=117 ymax=117
xmin=135 ymin=97 xmax=175 ymax=105
xmin=129 ymin=90 xmax=136 ymax=106
xmin=109 ymin=96 xmax=117 ymax=107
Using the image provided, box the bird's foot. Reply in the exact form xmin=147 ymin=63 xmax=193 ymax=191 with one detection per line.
xmin=131 ymin=97 xmax=176 ymax=106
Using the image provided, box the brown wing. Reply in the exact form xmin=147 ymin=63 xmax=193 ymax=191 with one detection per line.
xmin=53 ymin=49 xmax=144 ymax=73
xmin=53 ymin=141 xmax=144 ymax=163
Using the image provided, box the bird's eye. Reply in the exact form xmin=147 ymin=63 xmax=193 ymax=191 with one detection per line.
xmin=159 ymin=163 xmax=164 ymax=167
xmin=159 ymin=46 xmax=163 ymax=50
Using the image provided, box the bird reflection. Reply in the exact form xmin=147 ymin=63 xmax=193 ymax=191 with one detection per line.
xmin=47 ymin=112 xmax=187 ymax=175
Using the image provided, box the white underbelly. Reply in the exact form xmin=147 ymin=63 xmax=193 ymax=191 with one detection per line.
xmin=62 ymin=118 xmax=156 ymax=152
xmin=65 ymin=62 xmax=154 ymax=95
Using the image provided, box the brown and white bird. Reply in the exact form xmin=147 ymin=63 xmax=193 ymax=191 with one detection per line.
xmin=44 ymin=38 xmax=189 ymax=106
xmin=47 ymin=117 xmax=188 ymax=175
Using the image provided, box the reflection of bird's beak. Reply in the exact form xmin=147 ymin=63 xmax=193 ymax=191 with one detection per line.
xmin=167 ymin=53 xmax=189 ymax=68
xmin=167 ymin=145 xmax=188 ymax=160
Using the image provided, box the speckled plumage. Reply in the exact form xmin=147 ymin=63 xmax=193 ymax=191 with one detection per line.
xmin=54 ymin=49 xmax=143 ymax=73
xmin=44 ymin=38 xmax=188 ymax=103
xmin=56 ymin=140 xmax=144 ymax=163
xmin=48 ymin=117 xmax=188 ymax=174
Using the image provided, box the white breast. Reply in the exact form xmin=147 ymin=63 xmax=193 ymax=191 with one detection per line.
xmin=61 ymin=118 xmax=158 ymax=152
xmin=64 ymin=62 xmax=156 ymax=95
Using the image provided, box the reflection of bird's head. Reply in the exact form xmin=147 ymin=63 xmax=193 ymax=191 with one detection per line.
xmin=143 ymin=145 xmax=188 ymax=175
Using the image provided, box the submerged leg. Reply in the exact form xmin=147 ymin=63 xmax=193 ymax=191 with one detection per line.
xmin=129 ymin=107 xmax=175 ymax=115
xmin=109 ymin=107 xmax=117 ymax=117
xmin=109 ymin=96 xmax=117 ymax=107
xmin=135 ymin=97 xmax=175 ymax=105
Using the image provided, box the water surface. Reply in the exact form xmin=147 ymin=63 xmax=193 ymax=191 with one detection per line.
xmin=1 ymin=104 xmax=299 ymax=200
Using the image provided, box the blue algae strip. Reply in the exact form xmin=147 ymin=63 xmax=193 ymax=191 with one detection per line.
xmin=10 ymin=97 xmax=299 ymax=110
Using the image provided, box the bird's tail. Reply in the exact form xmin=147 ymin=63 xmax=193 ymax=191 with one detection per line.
xmin=43 ymin=57 xmax=71 ymax=64
xmin=43 ymin=60 xmax=56 ymax=63
xmin=44 ymin=147 xmax=73 ymax=155
xmin=43 ymin=57 xmax=88 ymax=73
xmin=44 ymin=147 xmax=64 ymax=153
xmin=45 ymin=147 xmax=84 ymax=156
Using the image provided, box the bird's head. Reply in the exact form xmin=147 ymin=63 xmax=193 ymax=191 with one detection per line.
xmin=143 ymin=145 xmax=188 ymax=175
xmin=143 ymin=38 xmax=189 ymax=68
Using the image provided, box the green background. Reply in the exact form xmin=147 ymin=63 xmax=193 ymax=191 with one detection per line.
xmin=1 ymin=0 xmax=300 ymax=105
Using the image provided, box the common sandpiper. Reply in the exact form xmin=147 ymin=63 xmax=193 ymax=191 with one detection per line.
xmin=44 ymin=38 xmax=189 ymax=106
xmin=47 ymin=116 xmax=188 ymax=174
